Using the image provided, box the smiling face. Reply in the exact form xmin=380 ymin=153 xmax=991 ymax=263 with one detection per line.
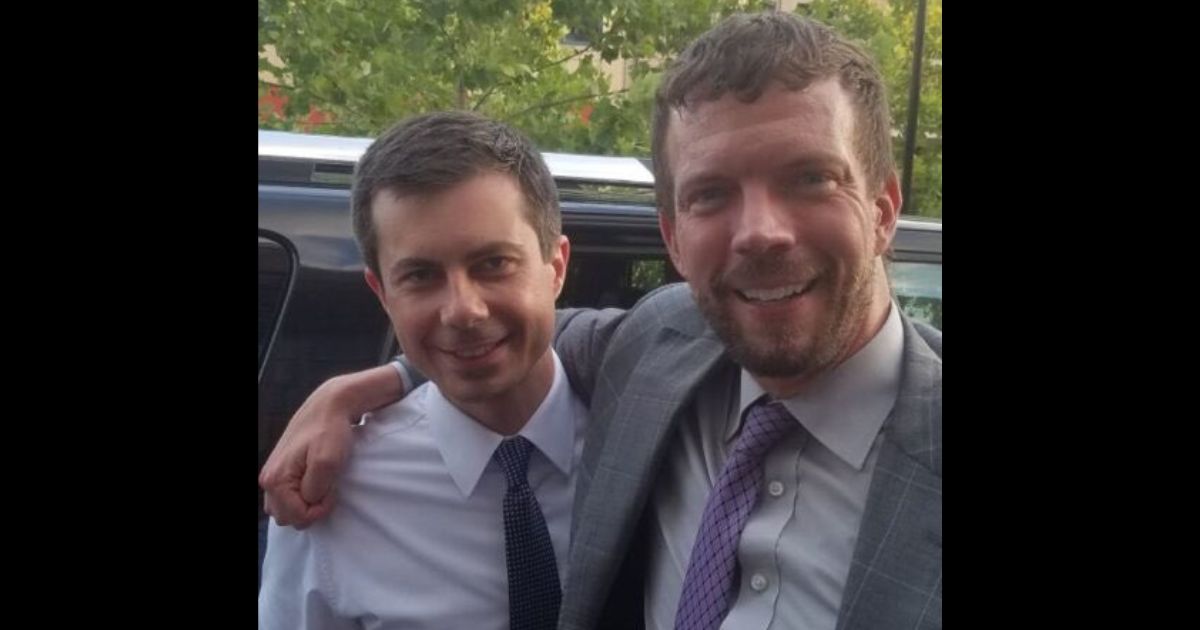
xmin=660 ymin=79 xmax=900 ymax=395
xmin=364 ymin=171 xmax=568 ymax=426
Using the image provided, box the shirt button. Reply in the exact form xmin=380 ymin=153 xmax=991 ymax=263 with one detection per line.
xmin=767 ymin=480 xmax=784 ymax=497
xmin=750 ymin=573 xmax=768 ymax=592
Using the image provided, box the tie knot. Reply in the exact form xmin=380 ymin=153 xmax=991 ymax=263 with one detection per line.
xmin=733 ymin=400 xmax=797 ymax=460
xmin=494 ymin=436 xmax=535 ymax=488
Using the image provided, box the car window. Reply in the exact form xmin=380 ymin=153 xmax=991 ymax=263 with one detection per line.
xmin=559 ymin=251 xmax=679 ymax=309
xmin=891 ymin=260 xmax=941 ymax=330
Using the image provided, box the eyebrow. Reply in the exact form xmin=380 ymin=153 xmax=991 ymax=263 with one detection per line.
xmin=779 ymin=154 xmax=851 ymax=173
xmin=388 ymin=241 xmax=526 ymax=276
xmin=677 ymin=152 xmax=852 ymax=191
xmin=683 ymin=151 xmax=849 ymax=179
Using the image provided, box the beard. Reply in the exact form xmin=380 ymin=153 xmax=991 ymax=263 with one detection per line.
xmin=693 ymin=251 xmax=877 ymax=379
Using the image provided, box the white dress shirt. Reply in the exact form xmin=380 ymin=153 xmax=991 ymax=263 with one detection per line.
xmin=259 ymin=351 xmax=587 ymax=630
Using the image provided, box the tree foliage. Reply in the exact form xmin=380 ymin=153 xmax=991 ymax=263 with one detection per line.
xmin=259 ymin=0 xmax=940 ymax=216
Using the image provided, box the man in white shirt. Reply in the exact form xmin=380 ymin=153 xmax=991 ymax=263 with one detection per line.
xmin=263 ymin=12 xmax=941 ymax=630
xmin=258 ymin=110 xmax=584 ymax=630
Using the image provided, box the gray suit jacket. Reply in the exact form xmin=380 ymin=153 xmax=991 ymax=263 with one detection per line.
xmin=553 ymin=283 xmax=941 ymax=630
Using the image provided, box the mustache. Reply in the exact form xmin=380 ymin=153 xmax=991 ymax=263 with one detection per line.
xmin=716 ymin=253 xmax=823 ymax=288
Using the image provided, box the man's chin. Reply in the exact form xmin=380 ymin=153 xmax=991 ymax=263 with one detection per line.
xmin=728 ymin=337 xmax=815 ymax=377
xmin=434 ymin=370 xmax=502 ymax=398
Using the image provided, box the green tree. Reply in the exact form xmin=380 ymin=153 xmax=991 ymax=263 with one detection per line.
xmin=802 ymin=0 xmax=941 ymax=218
xmin=259 ymin=0 xmax=772 ymax=155
xmin=259 ymin=0 xmax=940 ymax=217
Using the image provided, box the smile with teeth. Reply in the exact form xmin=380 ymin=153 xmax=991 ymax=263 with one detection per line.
xmin=736 ymin=282 xmax=811 ymax=302
xmin=443 ymin=339 xmax=504 ymax=359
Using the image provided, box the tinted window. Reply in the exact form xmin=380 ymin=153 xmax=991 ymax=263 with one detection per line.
xmin=560 ymin=251 xmax=680 ymax=309
xmin=891 ymin=261 xmax=941 ymax=330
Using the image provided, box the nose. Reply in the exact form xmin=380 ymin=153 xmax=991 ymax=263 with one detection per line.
xmin=440 ymin=272 xmax=488 ymax=328
xmin=730 ymin=184 xmax=795 ymax=256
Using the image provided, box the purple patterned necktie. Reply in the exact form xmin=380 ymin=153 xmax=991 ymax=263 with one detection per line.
xmin=673 ymin=399 xmax=797 ymax=630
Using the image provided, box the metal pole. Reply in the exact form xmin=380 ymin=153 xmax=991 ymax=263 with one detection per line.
xmin=901 ymin=0 xmax=928 ymax=214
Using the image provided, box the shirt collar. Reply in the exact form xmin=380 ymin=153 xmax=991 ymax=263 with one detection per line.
xmin=429 ymin=350 xmax=575 ymax=496
xmin=730 ymin=302 xmax=905 ymax=470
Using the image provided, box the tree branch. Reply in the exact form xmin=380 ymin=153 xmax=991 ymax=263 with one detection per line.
xmin=472 ymin=45 xmax=596 ymax=111
xmin=511 ymin=87 xmax=631 ymax=118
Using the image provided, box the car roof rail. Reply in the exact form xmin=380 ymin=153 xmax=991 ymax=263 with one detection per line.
xmin=259 ymin=129 xmax=655 ymax=189
xmin=259 ymin=129 xmax=940 ymax=228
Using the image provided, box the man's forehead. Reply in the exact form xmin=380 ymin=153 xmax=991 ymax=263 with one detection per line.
xmin=670 ymin=79 xmax=846 ymax=130
xmin=665 ymin=80 xmax=853 ymax=170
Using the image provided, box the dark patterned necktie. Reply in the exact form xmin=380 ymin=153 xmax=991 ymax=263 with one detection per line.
xmin=494 ymin=436 xmax=561 ymax=630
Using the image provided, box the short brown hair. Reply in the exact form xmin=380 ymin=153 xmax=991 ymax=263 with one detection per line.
xmin=651 ymin=11 xmax=894 ymax=219
xmin=352 ymin=110 xmax=561 ymax=278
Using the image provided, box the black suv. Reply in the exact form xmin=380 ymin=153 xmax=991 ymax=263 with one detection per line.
xmin=258 ymin=129 xmax=941 ymax=570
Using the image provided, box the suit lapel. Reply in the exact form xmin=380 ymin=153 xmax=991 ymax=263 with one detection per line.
xmin=564 ymin=324 xmax=727 ymax=629
xmin=837 ymin=318 xmax=942 ymax=630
